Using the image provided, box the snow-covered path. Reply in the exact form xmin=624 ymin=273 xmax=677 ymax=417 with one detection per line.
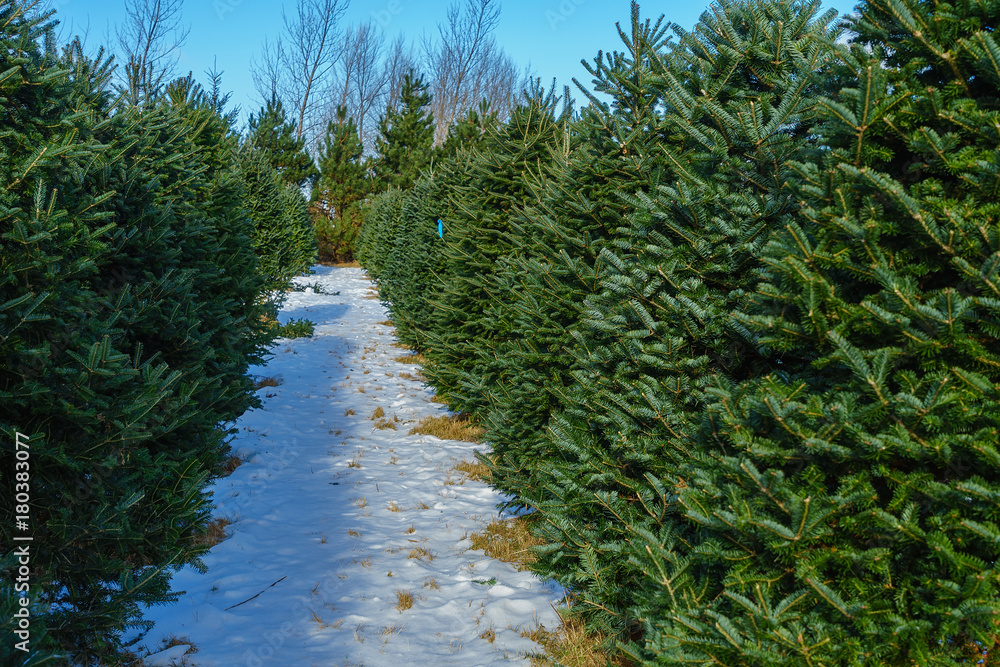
xmin=137 ymin=266 xmax=562 ymax=667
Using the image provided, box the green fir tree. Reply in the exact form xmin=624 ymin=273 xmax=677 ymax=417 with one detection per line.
xmin=521 ymin=0 xmax=840 ymax=649
xmin=417 ymin=82 xmax=571 ymax=412
xmin=1 ymin=10 xmax=275 ymax=663
xmin=664 ymin=0 xmax=1000 ymax=663
xmin=372 ymin=70 xmax=435 ymax=192
xmin=247 ymin=93 xmax=319 ymax=188
xmin=312 ymin=106 xmax=368 ymax=262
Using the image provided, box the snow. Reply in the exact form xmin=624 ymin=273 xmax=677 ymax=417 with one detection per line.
xmin=135 ymin=266 xmax=563 ymax=666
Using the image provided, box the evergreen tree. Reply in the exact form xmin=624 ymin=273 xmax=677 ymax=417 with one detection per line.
xmin=247 ymin=93 xmax=318 ymax=188
xmin=0 ymin=6 xmax=112 ymax=660
xmin=439 ymin=99 xmax=499 ymax=158
xmin=417 ymin=82 xmax=571 ymax=411
xmin=312 ymin=106 xmax=368 ymax=262
xmin=357 ymin=187 xmax=409 ymax=281
xmin=314 ymin=106 xmax=367 ymax=219
xmin=518 ymin=0 xmax=839 ymax=649
xmin=1 ymin=10 xmax=275 ymax=662
xmin=372 ymin=70 xmax=435 ymax=192
xmin=238 ymin=147 xmax=317 ymax=290
xmin=375 ymin=175 xmax=457 ymax=348
xmin=480 ymin=10 xmax=672 ymax=506
xmin=662 ymin=0 xmax=1000 ymax=662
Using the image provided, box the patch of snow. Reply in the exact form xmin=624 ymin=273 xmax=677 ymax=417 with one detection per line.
xmin=135 ymin=266 xmax=563 ymax=666
xmin=142 ymin=644 xmax=194 ymax=666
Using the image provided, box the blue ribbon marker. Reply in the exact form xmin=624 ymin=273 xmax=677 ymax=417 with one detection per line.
xmin=437 ymin=219 xmax=444 ymax=239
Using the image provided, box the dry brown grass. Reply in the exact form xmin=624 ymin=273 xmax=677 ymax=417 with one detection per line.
xmin=192 ymin=516 xmax=231 ymax=548
xmin=408 ymin=415 xmax=483 ymax=443
xmin=470 ymin=516 xmax=541 ymax=570
xmin=344 ymin=408 xmax=356 ymax=416
xmin=371 ymin=407 xmax=385 ymax=420
xmin=218 ymin=453 xmax=246 ymax=477
xmin=318 ymin=259 xmax=362 ymax=268
xmin=395 ymin=590 xmax=413 ymax=612
xmin=407 ymin=546 xmax=433 ymax=561
xmin=454 ymin=459 xmax=492 ymax=483
xmin=374 ymin=416 xmax=398 ymax=430
xmin=527 ymin=613 xmax=631 ymax=667
xmin=378 ymin=320 xmax=394 ymax=326
xmin=395 ymin=354 xmax=428 ymax=365
xmin=253 ymin=376 xmax=281 ymax=390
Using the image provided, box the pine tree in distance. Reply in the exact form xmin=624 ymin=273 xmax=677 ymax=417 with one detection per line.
xmin=373 ymin=70 xmax=435 ymax=191
xmin=314 ymin=105 xmax=368 ymax=220
xmin=248 ymin=93 xmax=318 ymax=188
xmin=312 ymin=105 xmax=369 ymax=262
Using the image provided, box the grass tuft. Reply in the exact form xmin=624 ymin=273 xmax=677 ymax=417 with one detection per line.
xmin=454 ymin=458 xmax=492 ymax=482
xmin=409 ymin=414 xmax=483 ymax=442
xmin=407 ymin=546 xmax=433 ymax=561
xmin=192 ymin=516 xmax=231 ymax=548
xmin=527 ymin=611 xmax=632 ymax=667
xmin=394 ymin=354 xmax=428 ymax=365
xmin=395 ymin=590 xmax=413 ymax=612
xmin=253 ymin=376 xmax=282 ymax=390
xmin=470 ymin=516 xmax=541 ymax=569
xmin=218 ymin=453 xmax=247 ymax=477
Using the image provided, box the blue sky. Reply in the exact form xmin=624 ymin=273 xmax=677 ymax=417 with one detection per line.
xmin=45 ymin=0 xmax=861 ymax=128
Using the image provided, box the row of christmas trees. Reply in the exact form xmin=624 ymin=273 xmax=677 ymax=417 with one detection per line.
xmin=0 ymin=3 xmax=316 ymax=664
xmin=358 ymin=0 xmax=1000 ymax=664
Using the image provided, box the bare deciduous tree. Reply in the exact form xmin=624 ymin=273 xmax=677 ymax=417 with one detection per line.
xmin=381 ymin=35 xmax=418 ymax=115
xmin=115 ymin=0 xmax=189 ymax=101
xmin=251 ymin=0 xmax=349 ymax=143
xmin=322 ymin=29 xmax=418 ymax=154
xmin=330 ymin=22 xmax=387 ymax=150
xmin=423 ymin=0 xmax=525 ymax=144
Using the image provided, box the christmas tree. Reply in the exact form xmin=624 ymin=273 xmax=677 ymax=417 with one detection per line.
xmin=662 ymin=0 xmax=1000 ymax=662
xmin=372 ymin=70 xmax=435 ymax=192
xmin=247 ymin=93 xmax=319 ymax=189
xmin=312 ymin=106 xmax=369 ymax=263
xmin=1 ymin=6 xmax=276 ymax=661
xmin=520 ymin=0 xmax=840 ymax=650
xmin=418 ymin=81 xmax=571 ymax=413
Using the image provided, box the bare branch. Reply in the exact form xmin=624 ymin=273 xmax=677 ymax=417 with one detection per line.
xmin=251 ymin=0 xmax=349 ymax=144
xmin=423 ymin=0 xmax=526 ymax=144
xmin=115 ymin=0 xmax=189 ymax=101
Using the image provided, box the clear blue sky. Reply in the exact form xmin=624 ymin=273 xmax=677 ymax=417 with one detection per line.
xmin=45 ymin=0 xmax=861 ymax=128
